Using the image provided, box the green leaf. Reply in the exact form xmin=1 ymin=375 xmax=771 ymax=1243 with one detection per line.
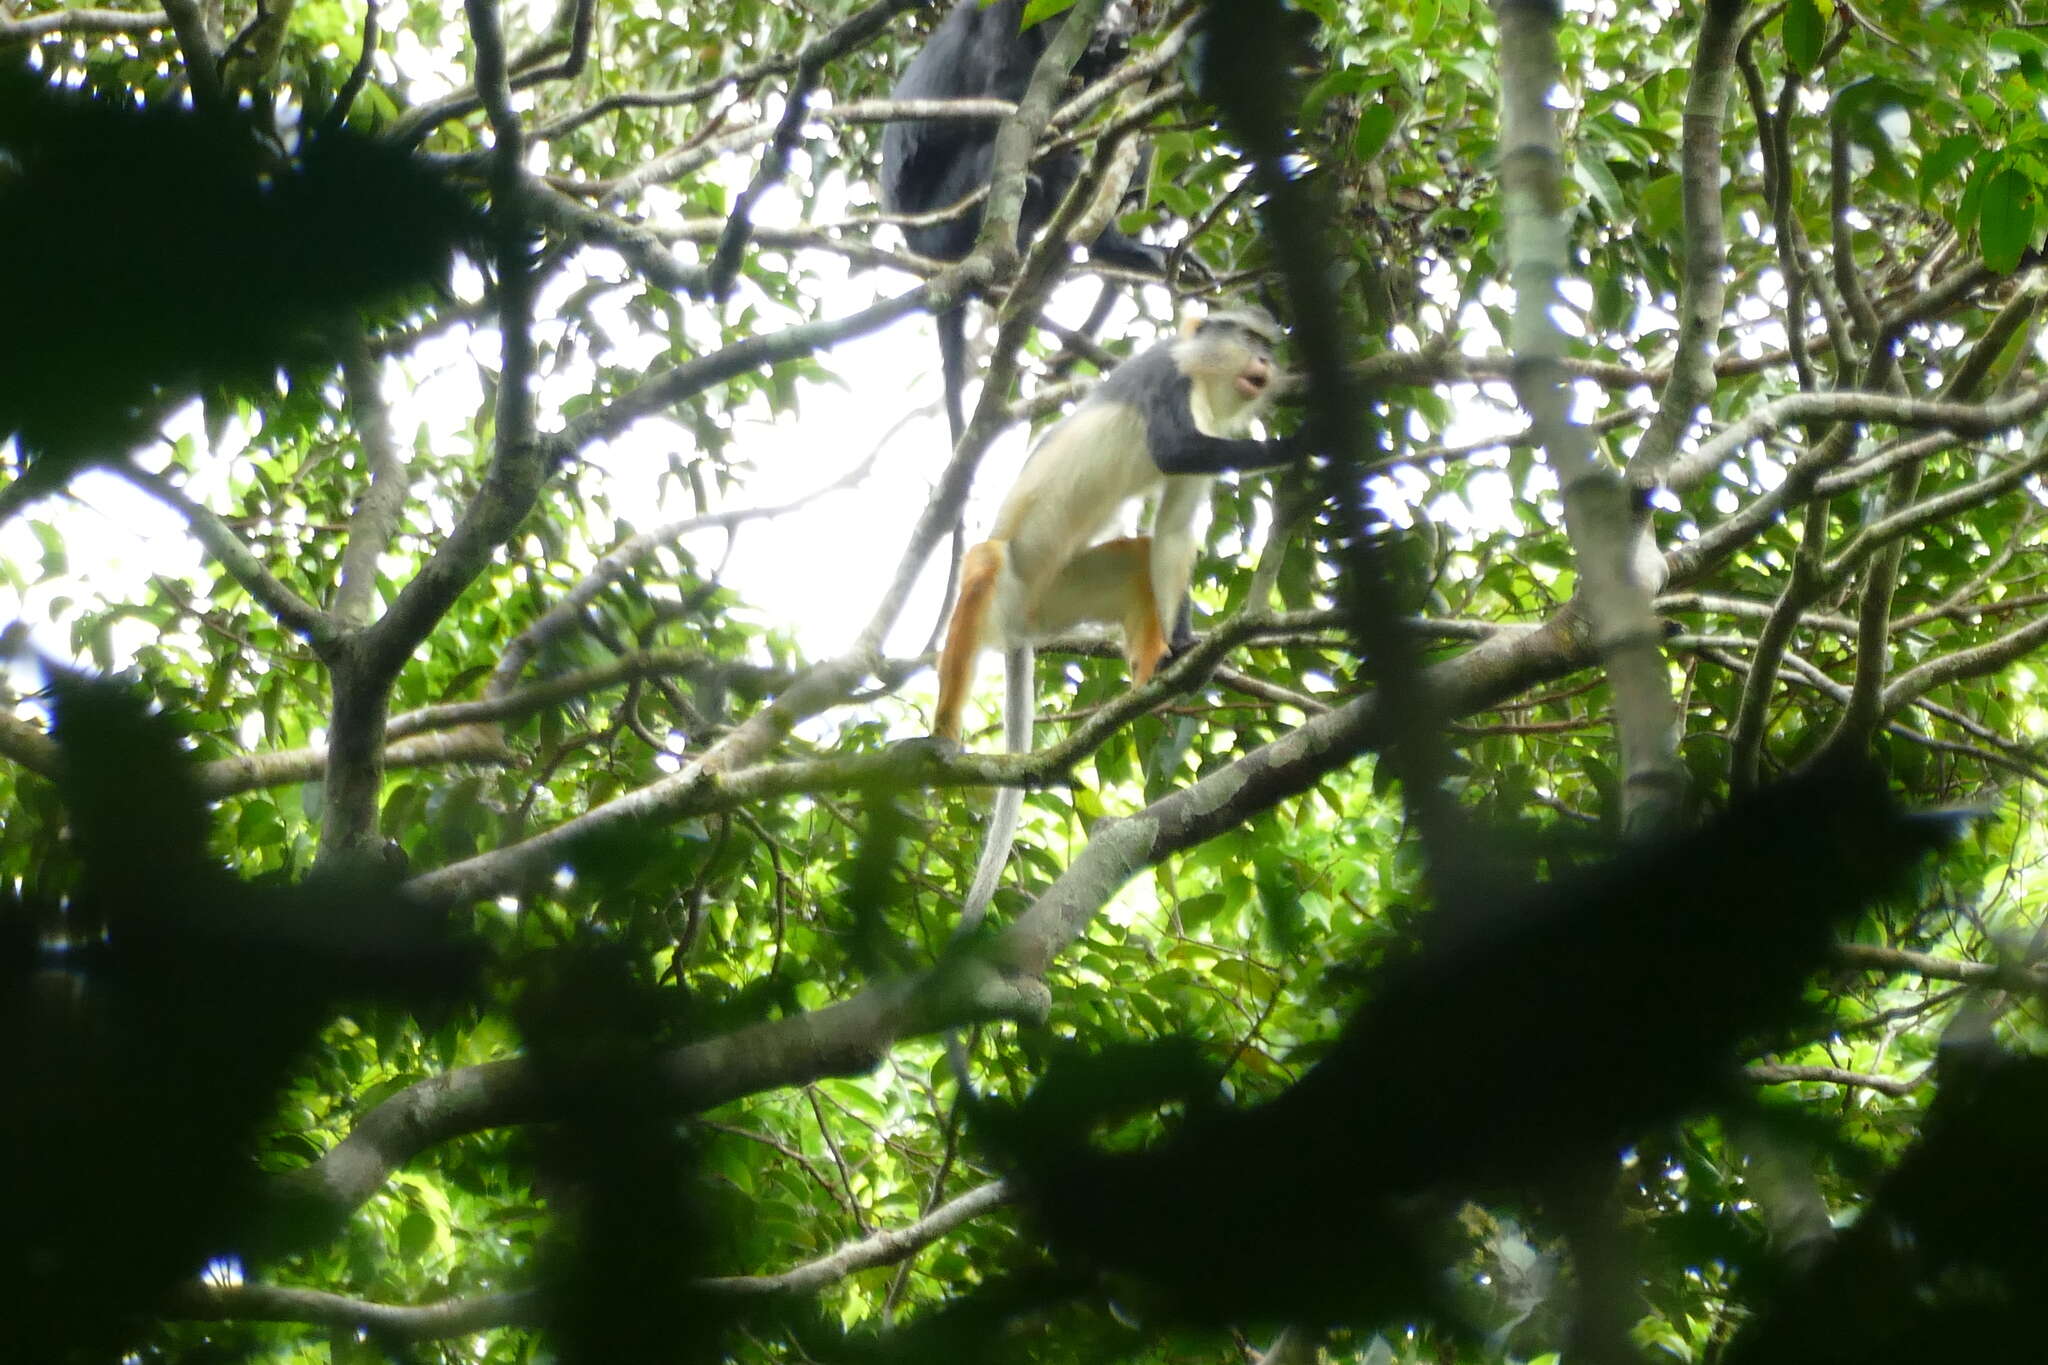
xmin=1178 ymin=892 xmax=1227 ymax=928
xmin=1573 ymin=155 xmax=1626 ymax=221
xmin=1980 ymin=168 xmax=2035 ymax=273
xmin=1019 ymin=0 xmax=1070 ymax=28
xmin=1353 ymin=100 xmax=1400 ymax=164
xmin=234 ymin=800 xmax=284 ymax=847
xmin=1989 ymin=29 xmax=2048 ymax=60
xmin=1920 ymin=134 xmax=1980 ymax=202
xmin=1638 ymin=173 xmax=1685 ymax=242
xmin=31 ymin=521 xmax=66 ymax=578
xmin=398 ymin=1208 xmax=437 ymax=1261
xmin=1784 ymin=0 xmax=1823 ymax=72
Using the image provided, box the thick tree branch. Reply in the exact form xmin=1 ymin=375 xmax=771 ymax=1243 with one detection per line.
xmin=274 ymin=610 xmax=1597 ymax=1232
xmin=1810 ymin=431 xmax=1962 ymax=498
xmin=700 ymin=1178 xmax=1012 ymax=1296
xmin=1628 ymin=0 xmax=1744 ymax=484
xmin=0 ymin=710 xmax=59 ymax=778
xmin=1823 ymin=443 xmax=2048 ymax=587
xmin=1823 ymin=285 xmax=2044 ymax=757
xmin=1735 ymin=5 xmax=1815 ymax=389
xmin=1699 ymin=642 xmax=2048 ymax=784
xmin=355 ymin=0 xmax=553 ymax=692
xmin=403 ymin=599 xmax=1407 ymax=908
xmin=1879 ymin=610 xmax=2048 ymax=719
xmin=135 ymin=654 xmax=783 ymax=799
xmin=977 ymin=0 xmax=1110 ymax=279
xmin=190 ymin=726 xmax=513 ymax=799
xmin=559 ymin=289 xmax=934 ymax=450
xmin=1828 ymin=110 xmax=1880 ymax=344
xmin=311 ymin=0 xmax=548 ymax=859
xmin=332 ymin=333 xmax=409 ymax=625
xmin=1496 ymin=0 xmax=1681 ymax=833
xmin=1727 ymin=492 xmax=1835 ymax=793
xmin=523 ymin=173 xmax=711 ymax=296
xmin=156 ymin=0 xmax=222 ymax=109
xmin=995 ymin=610 xmax=1592 ymax=981
xmin=1836 ymin=941 xmax=2048 ymax=992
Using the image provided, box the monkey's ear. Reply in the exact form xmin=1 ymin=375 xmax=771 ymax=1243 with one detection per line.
xmin=1177 ymin=312 xmax=1203 ymax=339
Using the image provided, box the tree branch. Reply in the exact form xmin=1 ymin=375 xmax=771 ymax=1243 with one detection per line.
xmin=706 ymin=0 xmax=926 ymax=298
xmin=489 ymin=454 xmax=880 ymax=697
xmin=1665 ymin=383 xmax=2048 ymax=495
xmin=183 ymin=1180 xmax=1012 ymax=1337
xmin=156 ymin=0 xmax=222 ymax=109
xmin=1 ymin=8 xmax=171 ymax=41
xmin=559 ymin=288 xmax=935 ymax=450
xmin=1628 ymin=0 xmax=1743 ymax=484
xmin=1879 ymin=609 xmax=2048 ymax=719
xmin=1744 ymin=1062 xmax=1924 ymax=1097
xmin=386 ymin=0 xmax=594 ymax=148
xmin=332 ymin=331 xmax=410 ymax=625
xmin=1496 ymin=0 xmax=1681 ymax=832
xmin=271 ymin=610 xmax=1598 ymax=1233
xmin=111 ymin=466 xmax=334 ymax=643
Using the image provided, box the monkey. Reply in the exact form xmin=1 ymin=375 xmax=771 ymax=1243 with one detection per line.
xmin=932 ymin=309 xmax=1301 ymax=1091
xmin=880 ymin=0 xmax=1169 ymax=446
xmin=933 ymin=308 xmax=1301 ymax=746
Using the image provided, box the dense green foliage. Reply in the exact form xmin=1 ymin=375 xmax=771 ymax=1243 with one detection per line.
xmin=4 ymin=0 xmax=2048 ymax=1361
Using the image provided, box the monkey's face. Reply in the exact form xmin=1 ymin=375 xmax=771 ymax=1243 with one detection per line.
xmin=1233 ymin=347 xmax=1276 ymax=401
xmin=1179 ymin=320 xmax=1287 ymax=429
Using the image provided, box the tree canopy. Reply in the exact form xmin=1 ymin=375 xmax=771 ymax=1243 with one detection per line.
xmin=4 ymin=0 xmax=2048 ymax=1362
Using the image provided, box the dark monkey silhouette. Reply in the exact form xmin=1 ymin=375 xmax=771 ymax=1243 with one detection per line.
xmin=880 ymin=0 xmax=1167 ymax=444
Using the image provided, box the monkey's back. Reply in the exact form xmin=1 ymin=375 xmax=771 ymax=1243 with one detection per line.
xmin=880 ymin=0 xmax=1046 ymax=258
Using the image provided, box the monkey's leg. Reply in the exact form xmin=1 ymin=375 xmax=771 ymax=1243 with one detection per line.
xmin=933 ymin=540 xmax=1006 ymax=743
xmin=1036 ymin=536 xmax=1168 ymax=686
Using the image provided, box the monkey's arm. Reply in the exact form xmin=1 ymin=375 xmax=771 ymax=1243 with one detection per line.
xmin=1149 ymin=428 xmax=1301 ymax=474
xmin=1142 ymin=379 xmax=1302 ymax=474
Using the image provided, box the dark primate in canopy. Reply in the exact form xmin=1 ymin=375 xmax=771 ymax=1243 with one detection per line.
xmin=880 ymin=0 xmax=1165 ymax=443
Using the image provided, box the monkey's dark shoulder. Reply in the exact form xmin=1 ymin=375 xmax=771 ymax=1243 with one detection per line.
xmin=1092 ymin=341 xmax=1181 ymax=404
xmin=1092 ymin=342 xmax=1195 ymax=433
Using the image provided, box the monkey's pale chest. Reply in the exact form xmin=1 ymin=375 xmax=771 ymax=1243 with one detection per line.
xmin=994 ymin=403 xmax=1156 ymax=548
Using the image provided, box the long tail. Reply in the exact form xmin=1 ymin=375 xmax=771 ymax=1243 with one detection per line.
xmin=947 ymin=642 xmax=1033 ymax=1092
xmin=937 ymin=305 xmax=968 ymax=447
xmin=958 ymin=643 xmax=1032 ymax=936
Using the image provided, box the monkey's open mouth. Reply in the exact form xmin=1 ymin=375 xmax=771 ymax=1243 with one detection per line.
xmin=1237 ymin=371 xmax=1270 ymax=399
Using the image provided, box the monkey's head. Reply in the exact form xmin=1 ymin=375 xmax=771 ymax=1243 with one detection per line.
xmin=1173 ymin=308 xmax=1288 ymax=430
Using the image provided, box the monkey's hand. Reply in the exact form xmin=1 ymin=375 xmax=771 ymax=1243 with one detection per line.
xmin=1274 ymin=429 xmax=1314 ymax=464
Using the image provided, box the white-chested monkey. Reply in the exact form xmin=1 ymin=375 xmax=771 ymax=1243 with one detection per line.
xmin=933 ymin=309 xmax=1301 ymax=1016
